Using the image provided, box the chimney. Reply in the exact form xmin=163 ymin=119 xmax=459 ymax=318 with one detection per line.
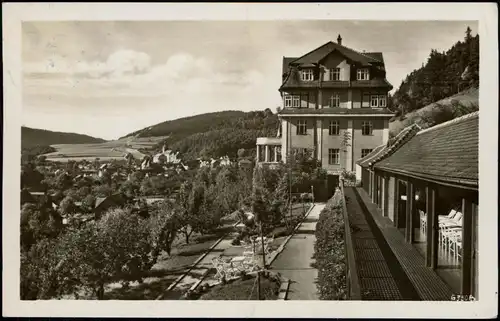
xmin=337 ymin=34 xmax=342 ymax=45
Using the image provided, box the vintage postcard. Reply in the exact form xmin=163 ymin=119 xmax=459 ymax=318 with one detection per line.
xmin=2 ymin=2 xmax=498 ymax=319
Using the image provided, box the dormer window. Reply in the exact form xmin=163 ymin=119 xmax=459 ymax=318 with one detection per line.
xmin=329 ymin=68 xmax=341 ymax=81
xmin=301 ymin=69 xmax=314 ymax=81
xmin=357 ymin=68 xmax=370 ymax=80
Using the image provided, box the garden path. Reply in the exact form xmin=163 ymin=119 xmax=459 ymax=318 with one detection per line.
xmin=270 ymin=203 xmax=324 ymax=300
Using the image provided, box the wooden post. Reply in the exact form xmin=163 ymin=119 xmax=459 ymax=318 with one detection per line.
xmin=461 ymin=198 xmax=474 ymax=295
xmin=383 ymin=174 xmax=389 ymax=217
xmin=394 ymin=178 xmax=400 ymax=228
xmin=405 ymin=180 xmax=414 ymax=243
xmin=425 ymin=185 xmax=436 ymax=268
xmin=257 ymin=271 xmax=261 ymax=300
xmin=368 ymin=170 xmax=372 ymax=198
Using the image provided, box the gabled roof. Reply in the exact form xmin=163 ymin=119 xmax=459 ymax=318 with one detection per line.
xmin=290 ymin=41 xmax=381 ymax=67
xmin=374 ymin=112 xmax=479 ymax=189
xmin=357 ymin=123 xmax=421 ymax=168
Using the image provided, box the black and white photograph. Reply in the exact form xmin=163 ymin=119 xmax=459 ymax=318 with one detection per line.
xmin=3 ymin=2 xmax=498 ymax=319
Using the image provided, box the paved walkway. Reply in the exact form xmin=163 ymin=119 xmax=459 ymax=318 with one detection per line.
xmin=270 ymin=203 xmax=325 ymax=300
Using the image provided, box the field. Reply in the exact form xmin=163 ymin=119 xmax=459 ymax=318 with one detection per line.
xmin=43 ymin=136 xmax=169 ymax=162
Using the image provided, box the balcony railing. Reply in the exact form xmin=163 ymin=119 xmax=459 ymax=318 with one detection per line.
xmin=339 ymin=178 xmax=361 ymax=300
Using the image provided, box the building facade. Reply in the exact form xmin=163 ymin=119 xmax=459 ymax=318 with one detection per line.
xmin=256 ymin=35 xmax=394 ymax=177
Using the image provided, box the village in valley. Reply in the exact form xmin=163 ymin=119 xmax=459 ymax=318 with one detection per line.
xmin=19 ymin=21 xmax=480 ymax=303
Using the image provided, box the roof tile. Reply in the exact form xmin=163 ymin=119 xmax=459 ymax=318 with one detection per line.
xmin=374 ymin=112 xmax=478 ymax=187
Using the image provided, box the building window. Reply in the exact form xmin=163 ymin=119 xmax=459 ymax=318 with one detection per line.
xmin=269 ymin=146 xmax=276 ymax=162
xmin=370 ymin=95 xmax=379 ymax=107
xmin=357 ymin=68 xmax=370 ymax=80
xmin=292 ymin=148 xmax=306 ymax=156
xmin=329 ymin=68 xmax=341 ymax=81
xmin=328 ymin=149 xmax=340 ymax=165
xmin=379 ymin=95 xmax=387 ymax=107
xmin=361 ymin=121 xmax=373 ymax=136
xmin=301 ymin=69 xmax=314 ymax=81
xmin=328 ymin=93 xmax=340 ymax=108
xmin=329 ymin=121 xmax=340 ymax=136
xmin=284 ymin=95 xmax=292 ymax=108
xmin=292 ymin=95 xmax=300 ymax=108
xmin=361 ymin=149 xmax=373 ymax=158
xmin=258 ymin=145 xmax=265 ymax=162
xmin=296 ymin=119 xmax=307 ymax=135
xmin=276 ymin=146 xmax=282 ymax=162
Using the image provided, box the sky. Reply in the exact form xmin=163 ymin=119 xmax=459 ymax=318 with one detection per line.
xmin=22 ymin=20 xmax=478 ymax=140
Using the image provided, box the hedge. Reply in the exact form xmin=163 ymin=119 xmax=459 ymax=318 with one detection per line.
xmin=312 ymin=189 xmax=347 ymax=300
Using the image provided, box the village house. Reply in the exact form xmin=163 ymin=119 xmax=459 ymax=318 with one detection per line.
xmin=256 ymin=35 xmax=394 ymax=186
xmin=357 ymin=111 xmax=479 ymax=298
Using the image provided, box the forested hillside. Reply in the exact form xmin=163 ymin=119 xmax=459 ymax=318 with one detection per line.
xmin=391 ymin=26 xmax=479 ymax=116
xmin=22 ymin=126 xmax=106 ymax=149
xmin=123 ymin=109 xmax=279 ymax=160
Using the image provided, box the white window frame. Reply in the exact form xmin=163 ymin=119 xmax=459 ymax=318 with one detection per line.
xmin=357 ymin=68 xmax=370 ymax=80
xmin=328 ymin=93 xmax=340 ymax=108
xmin=361 ymin=149 xmax=373 ymax=158
xmin=297 ymin=119 xmax=307 ymax=135
xmin=329 ymin=68 xmax=341 ymax=81
xmin=292 ymin=95 xmax=301 ymax=108
xmin=328 ymin=149 xmax=340 ymax=165
xmin=301 ymin=69 xmax=314 ymax=82
xmin=379 ymin=95 xmax=387 ymax=107
xmin=329 ymin=121 xmax=340 ymax=136
xmin=361 ymin=121 xmax=373 ymax=136
xmin=284 ymin=95 xmax=292 ymax=108
xmin=370 ymin=95 xmax=379 ymax=107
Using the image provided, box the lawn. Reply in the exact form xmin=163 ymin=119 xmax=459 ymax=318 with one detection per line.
xmin=199 ymin=275 xmax=280 ymax=300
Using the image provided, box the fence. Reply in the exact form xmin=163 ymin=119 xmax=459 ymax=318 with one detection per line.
xmin=339 ymin=178 xmax=361 ymax=300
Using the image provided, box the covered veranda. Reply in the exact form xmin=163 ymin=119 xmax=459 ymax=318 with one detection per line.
xmin=358 ymin=112 xmax=479 ymax=298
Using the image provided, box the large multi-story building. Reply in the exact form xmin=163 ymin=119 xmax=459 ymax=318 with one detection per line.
xmin=256 ymin=35 xmax=395 ymax=180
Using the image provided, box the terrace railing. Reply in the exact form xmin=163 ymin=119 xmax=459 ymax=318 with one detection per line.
xmin=339 ymin=178 xmax=362 ymax=300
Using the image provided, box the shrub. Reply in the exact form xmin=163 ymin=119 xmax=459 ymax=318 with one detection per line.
xmin=313 ymin=191 xmax=347 ymax=300
xmin=231 ymin=238 xmax=241 ymax=246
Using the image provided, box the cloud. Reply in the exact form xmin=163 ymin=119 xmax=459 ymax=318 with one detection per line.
xmin=23 ymin=49 xmax=267 ymax=98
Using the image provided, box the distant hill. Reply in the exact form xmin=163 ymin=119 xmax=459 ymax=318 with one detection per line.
xmin=22 ymin=126 xmax=107 ymax=149
xmin=121 ymin=109 xmax=279 ymax=160
xmin=391 ymin=26 xmax=479 ymax=117
xmin=389 ymin=87 xmax=478 ymax=137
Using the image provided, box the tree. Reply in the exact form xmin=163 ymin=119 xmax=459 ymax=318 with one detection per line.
xmin=21 ymin=202 xmax=63 ymax=253
xmin=58 ymin=208 xmax=152 ymax=299
xmin=59 ymin=195 xmax=78 ymax=216
xmin=92 ymin=183 xmax=113 ymax=198
xmin=21 ymin=237 xmax=69 ymax=300
xmin=21 ymin=163 xmax=45 ymax=190
xmin=465 ymin=26 xmax=472 ymax=43
xmin=54 ymin=172 xmax=73 ymax=191
xmin=340 ymin=130 xmax=352 ymax=171
xmin=237 ymin=148 xmax=247 ymax=159
xmin=148 ymin=200 xmax=180 ymax=262
xmin=81 ymin=194 xmax=96 ymax=213
xmin=119 ymin=179 xmax=141 ymax=198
